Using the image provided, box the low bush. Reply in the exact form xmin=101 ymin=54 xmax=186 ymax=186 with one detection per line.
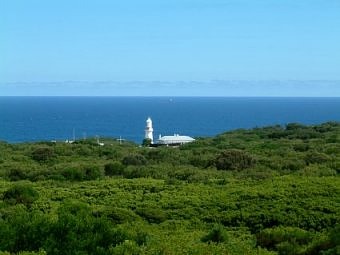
xmin=215 ymin=149 xmax=256 ymax=170
xmin=201 ymin=224 xmax=229 ymax=243
xmin=31 ymin=147 xmax=54 ymax=163
xmin=293 ymin=143 xmax=310 ymax=152
xmin=3 ymin=183 xmax=39 ymax=207
xmin=7 ymin=168 xmax=27 ymax=181
xmin=104 ymin=162 xmax=125 ymax=176
xmin=106 ymin=207 xmax=140 ymax=224
xmin=135 ymin=207 xmax=167 ymax=224
xmin=61 ymin=165 xmax=102 ymax=181
xmin=122 ymin=154 xmax=147 ymax=166
xmin=61 ymin=167 xmax=84 ymax=181
xmin=305 ymin=152 xmax=331 ymax=165
xmin=83 ymin=165 xmax=103 ymax=180
xmin=256 ymin=226 xmax=314 ymax=252
xmin=286 ymin=123 xmax=307 ymax=131
xmin=0 ymin=201 xmax=134 ymax=255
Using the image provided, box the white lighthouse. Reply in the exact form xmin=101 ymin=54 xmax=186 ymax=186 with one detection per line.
xmin=145 ymin=117 xmax=154 ymax=144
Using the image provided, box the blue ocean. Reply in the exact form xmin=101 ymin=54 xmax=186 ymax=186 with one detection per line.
xmin=0 ymin=97 xmax=339 ymax=143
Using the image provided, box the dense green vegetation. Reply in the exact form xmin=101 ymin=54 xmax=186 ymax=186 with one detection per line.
xmin=0 ymin=122 xmax=339 ymax=254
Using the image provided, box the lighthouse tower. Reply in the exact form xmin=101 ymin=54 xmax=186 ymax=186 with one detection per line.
xmin=145 ymin=117 xmax=154 ymax=144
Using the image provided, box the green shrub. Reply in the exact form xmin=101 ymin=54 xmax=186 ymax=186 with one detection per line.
xmin=298 ymin=165 xmax=337 ymax=177
xmin=122 ymin=154 xmax=147 ymax=166
xmin=61 ymin=167 xmax=84 ymax=181
xmin=190 ymin=154 xmax=214 ymax=168
xmin=110 ymin=240 xmax=141 ymax=255
xmin=135 ymin=207 xmax=167 ymax=223
xmin=83 ymin=165 xmax=103 ymax=180
xmin=106 ymin=207 xmax=140 ymax=224
xmin=0 ymin=206 xmax=49 ymax=253
xmin=293 ymin=143 xmax=310 ymax=152
xmin=45 ymin=201 xmax=129 ymax=255
xmin=0 ymin=250 xmax=47 ymax=255
xmin=323 ymin=224 xmax=340 ymax=254
xmin=142 ymin=138 xmax=152 ymax=147
xmin=0 ymin=201 xmax=133 ymax=254
xmin=17 ymin=251 xmax=47 ymax=255
xmin=61 ymin=165 xmax=102 ymax=181
xmin=7 ymin=168 xmax=27 ymax=181
xmin=268 ymin=130 xmax=289 ymax=139
xmin=282 ymin=159 xmax=305 ymax=172
xmin=305 ymin=151 xmax=331 ymax=165
xmin=256 ymin=226 xmax=313 ymax=252
xmin=104 ymin=162 xmax=125 ymax=176
xmin=290 ymin=130 xmax=320 ymax=140
xmin=3 ymin=184 xmax=39 ymax=207
xmin=31 ymin=147 xmax=54 ymax=162
xmin=286 ymin=123 xmax=306 ymax=130
xmin=201 ymin=224 xmax=229 ymax=243
xmin=215 ymin=149 xmax=256 ymax=170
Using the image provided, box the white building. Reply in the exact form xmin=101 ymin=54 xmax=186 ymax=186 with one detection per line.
xmin=144 ymin=117 xmax=154 ymax=144
xmin=144 ymin=117 xmax=195 ymax=146
xmin=157 ymin=134 xmax=195 ymax=145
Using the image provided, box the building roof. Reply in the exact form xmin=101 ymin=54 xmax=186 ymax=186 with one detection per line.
xmin=157 ymin=134 xmax=195 ymax=144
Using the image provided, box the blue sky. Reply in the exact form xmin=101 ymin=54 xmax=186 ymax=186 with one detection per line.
xmin=1 ymin=0 xmax=340 ymax=96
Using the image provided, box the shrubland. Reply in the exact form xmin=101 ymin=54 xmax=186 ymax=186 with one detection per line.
xmin=0 ymin=122 xmax=339 ymax=254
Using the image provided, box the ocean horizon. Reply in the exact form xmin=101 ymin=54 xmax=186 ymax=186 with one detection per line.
xmin=1 ymin=96 xmax=339 ymax=144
